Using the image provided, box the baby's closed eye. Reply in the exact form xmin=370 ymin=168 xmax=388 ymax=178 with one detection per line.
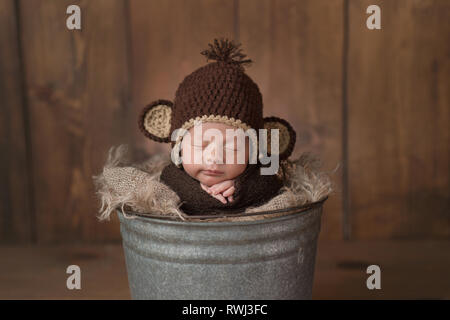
xmin=192 ymin=143 xmax=237 ymax=151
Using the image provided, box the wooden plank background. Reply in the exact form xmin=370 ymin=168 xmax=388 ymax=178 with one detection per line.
xmin=348 ymin=0 xmax=450 ymax=239
xmin=17 ymin=0 xmax=131 ymax=243
xmin=0 ymin=0 xmax=448 ymax=243
xmin=0 ymin=0 xmax=33 ymax=243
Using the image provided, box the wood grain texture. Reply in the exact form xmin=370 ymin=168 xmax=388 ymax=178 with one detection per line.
xmin=348 ymin=0 xmax=450 ymax=239
xmin=0 ymin=0 xmax=33 ymax=243
xmin=239 ymin=0 xmax=345 ymax=240
xmin=129 ymin=0 xmax=237 ymax=156
xmin=18 ymin=0 xmax=131 ymax=243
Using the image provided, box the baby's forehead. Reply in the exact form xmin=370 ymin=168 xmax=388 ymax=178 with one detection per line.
xmin=185 ymin=122 xmax=249 ymax=142
xmin=189 ymin=121 xmax=236 ymax=132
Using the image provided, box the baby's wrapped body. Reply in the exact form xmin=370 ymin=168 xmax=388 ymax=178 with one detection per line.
xmin=160 ymin=162 xmax=283 ymax=215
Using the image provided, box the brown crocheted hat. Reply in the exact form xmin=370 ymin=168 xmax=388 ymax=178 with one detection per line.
xmin=139 ymin=38 xmax=296 ymax=160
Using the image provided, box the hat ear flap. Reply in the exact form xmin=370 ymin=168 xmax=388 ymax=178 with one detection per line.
xmin=263 ymin=116 xmax=296 ymax=160
xmin=138 ymin=99 xmax=173 ymax=143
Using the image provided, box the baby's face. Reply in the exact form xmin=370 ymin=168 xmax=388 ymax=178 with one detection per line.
xmin=181 ymin=122 xmax=249 ymax=187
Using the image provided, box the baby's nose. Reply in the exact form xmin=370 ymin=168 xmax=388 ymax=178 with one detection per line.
xmin=204 ymin=145 xmax=223 ymax=164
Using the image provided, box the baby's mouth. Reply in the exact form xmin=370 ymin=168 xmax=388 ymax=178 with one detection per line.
xmin=202 ymin=169 xmax=224 ymax=176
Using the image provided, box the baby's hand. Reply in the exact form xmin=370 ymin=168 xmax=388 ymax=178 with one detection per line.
xmin=200 ymin=180 xmax=235 ymax=204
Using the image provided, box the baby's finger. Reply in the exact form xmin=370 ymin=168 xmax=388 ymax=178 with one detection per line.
xmin=222 ymin=186 xmax=235 ymax=197
xmin=228 ymin=195 xmax=234 ymax=203
xmin=200 ymin=183 xmax=211 ymax=194
xmin=210 ymin=180 xmax=234 ymax=195
xmin=213 ymin=193 xmax=227 ymax=204
xmin=202 ymin=182 xmax=227 ymax=203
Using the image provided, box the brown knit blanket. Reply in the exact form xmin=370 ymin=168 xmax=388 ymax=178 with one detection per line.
xmin=159 ymin=162 xmax=283 ymax=215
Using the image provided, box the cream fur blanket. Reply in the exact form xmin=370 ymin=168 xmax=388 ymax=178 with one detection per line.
xmin=93 ymin=145 xmax=335 ymax=222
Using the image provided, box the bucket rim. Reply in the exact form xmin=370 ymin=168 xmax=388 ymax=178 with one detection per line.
xmin=117 ymin=196 xmax=327 ymax=227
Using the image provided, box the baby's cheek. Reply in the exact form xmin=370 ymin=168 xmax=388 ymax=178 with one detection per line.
xmin=182 ymin=144 xmax=204 ymax=165
xmin=181 ymin=143 xmax=192 ymax=163
xmin=224 ymin=163 xmax=247 ymax=180
xmin=181 ymin=155 xmax=203 ymax=177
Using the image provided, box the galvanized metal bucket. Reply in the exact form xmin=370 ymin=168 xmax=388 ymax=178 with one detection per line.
xmin=117 ymin=198 xmax=326 ymax=300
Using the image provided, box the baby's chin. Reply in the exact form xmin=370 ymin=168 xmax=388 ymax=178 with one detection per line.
xmin=197 ymin=172 xmax=228 ymax=187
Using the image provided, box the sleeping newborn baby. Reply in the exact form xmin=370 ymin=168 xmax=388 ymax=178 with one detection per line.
xmin=177 ymin=122 xmax=252 ymax=205
xmin=158 ymin=121 xmax=285 ymax=215
xmin=138 ymin=38 xmax=296 ymax=215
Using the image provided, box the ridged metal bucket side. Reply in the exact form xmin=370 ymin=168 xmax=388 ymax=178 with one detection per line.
xmin=118 ymin=203 xmax=323 ymax=300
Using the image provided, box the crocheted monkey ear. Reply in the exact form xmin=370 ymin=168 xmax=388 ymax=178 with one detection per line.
xmin=138 ymin=99 xmax=173 ymax=143
xmin=263 ymin=116 xmax=296 ymax=160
